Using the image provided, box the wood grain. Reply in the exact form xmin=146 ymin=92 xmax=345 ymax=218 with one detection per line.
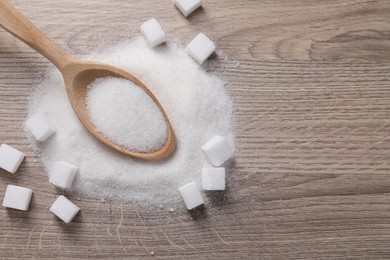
xmin=0 ymin=0 xmax=390 ymax=258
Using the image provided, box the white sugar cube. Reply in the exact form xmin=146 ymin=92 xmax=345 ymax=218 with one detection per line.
xmin=202 ymin=167 xmax=225 ymax=190
xmin=141 ymin=18 xmax=167 ymax=48
xmin=49 ymin=161 xmax=78 ymax=189
xmin=2 ymin=185 xmax=33 ymax=211
xmin=0 ymin=144 xmax=25 ymax=174
xmin=178 ymin=181 xmax=204 ymax=210
xmin=174 ymin=0 xmax=202 ymax=17
xmin=201 ymin=135 xmax=233 ymax=166
xmin=25 ymin=113 xmax=55 ymax=142
xmin=50 ymin=195 xmax=80 ymax=223
xmin=186 ymin=33 xmax=216 ymax=64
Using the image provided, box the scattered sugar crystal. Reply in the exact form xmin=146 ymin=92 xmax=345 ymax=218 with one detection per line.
xmin=174 ymin=0 xmax=202 ymax=17
xmin=25 ymin=113 xmax=55 ymax=141
xmin=0 ymin=144 xmax=25 ymax=174
xmin=202 ymin=167 xmax=225 ymax=190
xmin=50 ymin=195 xmax=80 ymax=223
xmin=87 ymin=77 xmax=168 ymax=153
xmin=2 ymin=185 xmax=33 ymax=211
xmin=26 ymin=38 xmax=234 ymax=205
xmin=186 ymin=33 xmax=216 ymax=64
xmin=49 ymin=161 xmax=78 ymax=189
xmin=201 ymin=135 xmax=233 ymax=166
xmin=178 ymin=181 xmax=204 ymax=210
xmin=141 ymin=18 xmax=167 ymax=47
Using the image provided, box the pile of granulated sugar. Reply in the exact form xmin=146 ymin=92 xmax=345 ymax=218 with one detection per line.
xmin=26 ymin=37 xmax=234 ymax=205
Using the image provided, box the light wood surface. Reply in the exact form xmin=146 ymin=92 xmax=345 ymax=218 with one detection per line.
xmin=0 ymin=0 xmax=176 ymax=160
xmin=1 ymin=0 xmax=390 ymax=259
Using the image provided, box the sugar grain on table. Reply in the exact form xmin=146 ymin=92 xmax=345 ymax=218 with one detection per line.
xmin=26 ymin=38 xmax=234 ymax=205
xmin=202 ymin=167 xmax=226 ymax=190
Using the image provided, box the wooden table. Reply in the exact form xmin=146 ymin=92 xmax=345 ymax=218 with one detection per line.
xmin=1 ymin=0 xmax=390 ymax=258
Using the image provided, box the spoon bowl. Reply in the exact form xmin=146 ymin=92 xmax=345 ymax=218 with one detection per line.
xmin=0 ymin=0 xmax=176 ymax=160
xmin=63 ymin=60 xmax=176 ymax=160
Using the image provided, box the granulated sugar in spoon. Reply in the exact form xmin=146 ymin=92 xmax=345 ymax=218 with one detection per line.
xmin=0 ymin=0 xmax=176 ymax=160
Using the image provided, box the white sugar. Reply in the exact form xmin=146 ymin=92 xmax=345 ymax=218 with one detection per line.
xmin=2 ymin=184 xmax=33 ymax=211
xmin=86 ymin=77 xmax=168 ymax=152
xmin=174 ymin=0 xmax=202 ymax=17
xmin=140 ymin=18 xmax=166 ymax=48
xmin=0 ymin=144 xmax=25 ymax=174
xmin=26 ymin=38 xmax=234 ymax=205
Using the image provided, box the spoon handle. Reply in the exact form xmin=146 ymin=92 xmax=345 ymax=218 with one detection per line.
xmin=0 ymin=0 xmax=73 ymax=70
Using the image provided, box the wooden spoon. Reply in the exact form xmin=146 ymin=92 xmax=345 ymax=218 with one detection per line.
xmin=0 ymin=0 xmax=176 ymax=160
